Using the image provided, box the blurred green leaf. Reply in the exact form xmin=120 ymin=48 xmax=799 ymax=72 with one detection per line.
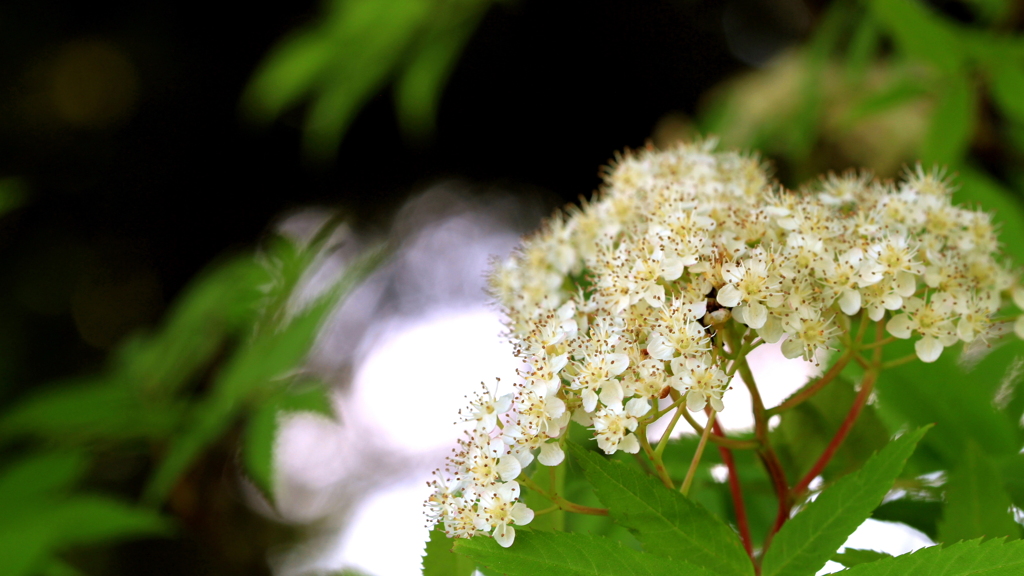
xmin=570 ymin=442 xmax=752 ymax=576
xmin=920 ymin=74 xmax=975 ymax=166
xmin=761 ymin=426 xmax=929 ymax=576
xmin=245 ymin=0 xmax=491 ymax=158
xmin=243 ymin=383 xmax=335 ymax=502
xmin=837 ymin=538 xmax=1024 ymax=575
xmin=868 ymin=0 xmax=966 ymax=73
xmin=832 ymin=548 xmax=893 ymax=567
xmin=873 ymin=339 xmax=1022 ymax=471
xmin=0 ymin=379 xmax=183 ymax=443
xmin=772 ymin=376 xmax=889 ymax=485
xmin=0 ymin=452 xmax=87 ymax=505
xmin=144 ymin=242 xmax=385 ymax=504
xmin=842 ymin=79 xmax=928 ymax=126
xmin=938 ymin=444 xmax=1021 ymax=543
xmin=0 ymin=495 xmax=171 ymax=576
xmin=984 ymin=58 xmax=1024 ymax=126
xmin=394 ymin=4 xmax=487 ymax=140
xmin=844 ymin=14 xmax=880 ymax=83
xmin=0 ymin=177 xmax=27 ymax=217
xmin=872 ymin=498 xmax=942 ymax=540
xmin=423 ymin=526 xmax=477 ymax=576
xmin=38 ymin=559 xmax=85 ymax=576
xmin=454 ymin=531 xmax=702 ymax=576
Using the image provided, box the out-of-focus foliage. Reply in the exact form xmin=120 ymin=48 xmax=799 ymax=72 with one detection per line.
xmin=242 ymin=0 xmax=493 ymax=158
xmin=0 ymin=218 xmax=384 ymax=575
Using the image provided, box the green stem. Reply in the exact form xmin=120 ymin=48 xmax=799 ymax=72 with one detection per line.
xmin=679 ymin=408 xmax=760 ymax=449
xmin=881 ymin=352 xmax=919 ymax=369
xmin=681 ymin=410 xmax=716 ymax=496
xmin=638 ymin=421 xmax=675 ymax=489
xmin=519 ymin=474 xmax=609 ymax=516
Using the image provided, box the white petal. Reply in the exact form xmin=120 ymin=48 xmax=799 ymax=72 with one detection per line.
xmin=915 ymin=337 xmax=942 ymax=363
xmin=645 ymin=284 xmax=666 ymax=308
xmin=1015 ymin=316 xmax=1024 ymax=340
xmin=494 ymin=394 xmax=513 ymax=414
xmin=717 ymin=284 xmax=743 ymax=307
xmin=510 ymin=503 xmax=534 ymax=526
xmin=1014 ymin=287 xmax=1024 ymax=310
xmin=618 ymin=433 xmax=641 ymax=454
xmin=686 ymin=390 xmax=706 ymax=412
xmin=781 ymin=337 xmax=804 ymax=360
xmin=549 ymin=353 xmax=568 ymax=374
xmin=887 ymin=314 xmax=914 ymax=339
xmin=538 ymin=443 xmax=565 ymax=466
xmin=499 ymin=480 xmax=521 ymax=500
xmin=494 ymin=524 xmax=515 ymax=548
xmin=599 ymin=380 xmax=624 ymax=407
xmin=745 ymin=301 xmax=768 ymax=329
xmin=758 ymin=315 xmax=784 ymax=344
xmin=607 ymin=353 xmax=630 ymax=376
xmin=839 ymin=289 xmax=862 ymax=316
xmin=895 ymin=271 xmax=918 ymax=297
xmin=647 ymin=334 xmax=676 ymax=361
xmin=625 ymin=397 xmax=650 ymax=418
xmin=710 ymin=395 xmax=725 ymax=413
xmin=497 ymin=456 xmax=522 ymax=482
xmin=661 ymin=257 xmax=684 ymax=281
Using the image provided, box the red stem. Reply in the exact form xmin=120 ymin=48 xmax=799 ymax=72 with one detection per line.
xmin=760 ymin=447 xmax=791 ymax=553
xmin=713 ymin=419 xmax=754 ymax=561
xmin=791 ymin=370 xmax=877 ymax=496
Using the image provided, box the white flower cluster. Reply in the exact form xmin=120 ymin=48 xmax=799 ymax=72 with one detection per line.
xmin=426 ymin=140 xmax=1020 ymax=547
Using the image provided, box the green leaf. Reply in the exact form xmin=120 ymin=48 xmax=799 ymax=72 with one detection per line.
xmin=838 ymin=538 xmax=1024 ymax=575
xmin=0 ymin=452 xmax=87 ymax=503
xmin=842 ymin=79 xmax=928 ymax=126
xmin=873 ymin=338 xmax=1022 ymax=470
xmin=760 ymin=426 xmax=930 ymax=576
xmin=833 ymin=548 xmax=893 ymax=567
xmin=872 ymin=498 xmax=942 ymax=540
xmin=0 ymin=379 xmax=182 ymax=443
xmin=394 ymin=5 xmax=487 ymax=140
xmin=242 ymin=383 xmax=335 ymax=502
xmin=38 ymin=559 xmax=85 ymax=576
xmin=773 ymin=375 xmax=889 ymax=484
xmin=0 ymin=177 xmax=27 ymax=217
xmin=569 ymin=442 xmax=752 ymax=576
xmin=938 ymin=444 xmax=1021 ymax=543
xmin=868 ymin=0 xmax=965 ymax=72
xmin=453 ymin=531 xmax=708 ymax=576
xmin=985 ymin=58 xmax=1024 ymax=125
xmin=422 ymin=527 xmax=476 ymax=576
xmin=920 ymin=74 xmax=975 ymax=166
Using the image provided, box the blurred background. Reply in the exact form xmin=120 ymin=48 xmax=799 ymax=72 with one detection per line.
xmin=3 ymin=0 xmax=1024 ymax=574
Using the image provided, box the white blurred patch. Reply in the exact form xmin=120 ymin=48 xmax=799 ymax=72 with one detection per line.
xmin=817 ymin=519 xmax=934 ymax=575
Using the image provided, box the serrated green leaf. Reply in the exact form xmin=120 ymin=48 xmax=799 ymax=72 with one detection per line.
xmin=761 ymin=426 xmax=929 ymax=576
xmin=453 ymin=531 xmax=709 ymax=576
xmin=833 ymin=548 xmax=893 ymax=567
xmin=839 ymin=538 xmax=1024 ymax=575
xmin=938 ymin=445 xmax=1021 ymax=543
xmin=872 ymin=498 xmax=942 ymax=540
xmin=920 ymin=74 xmax=975 ymax=166
xmin=423 ymin=526 xmax=476 ymax=576
xmin=569 ymin=442 xmax=753 ymax=576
